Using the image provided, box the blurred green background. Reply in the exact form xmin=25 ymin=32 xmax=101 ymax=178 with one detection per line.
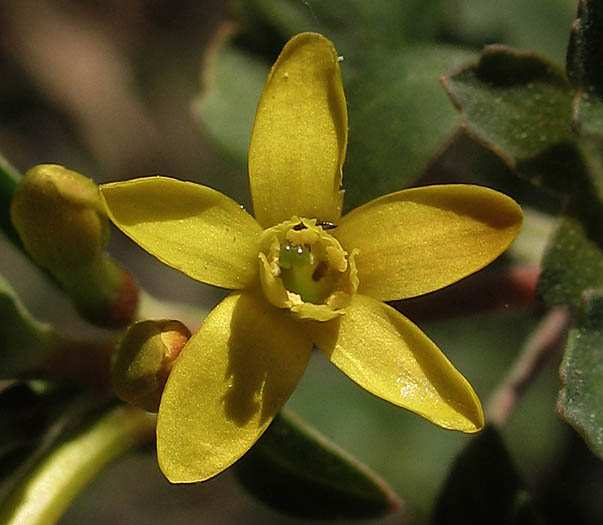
xmin=1 ymin=1 xmax=602 ymax=523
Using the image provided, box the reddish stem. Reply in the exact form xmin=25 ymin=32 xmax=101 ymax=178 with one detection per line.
xmin=395 ymin=264 xmax=540 ymax=324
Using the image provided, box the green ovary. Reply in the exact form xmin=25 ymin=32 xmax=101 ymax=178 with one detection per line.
xmin=279 ymin=243 xmax=336 ymax=303
xmin=257 ymin=217 xmax=358 ymax=320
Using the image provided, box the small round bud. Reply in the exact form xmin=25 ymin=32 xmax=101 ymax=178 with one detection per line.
xmin=11 ymin=164 xmax=108 ymax=269
xmin=10 ymin=164 xmax=138 ymax=327
xmin=111 ymin=320 xmax=190 ymax=412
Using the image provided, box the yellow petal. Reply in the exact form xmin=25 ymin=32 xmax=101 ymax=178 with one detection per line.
xmin=334 ymin=185 xmax=523 ymax=301
xmin=99 ymin=176 xmax=262 ymax=289
xmin=248 ymin=32 xmax=347 ymax=227
xmin=156 ymin=291 xmax=312 ymax=482
xmin=311 ymin=294 xmax=484 ymax=432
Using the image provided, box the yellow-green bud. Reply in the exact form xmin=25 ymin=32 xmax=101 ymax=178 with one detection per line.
xmin=10 ymin=164 xmax=137 ymax=327
xmin=111 ymin=320 xmax=190 ymax=412
xmin=11 ymin=164 xmax=108 ymax=268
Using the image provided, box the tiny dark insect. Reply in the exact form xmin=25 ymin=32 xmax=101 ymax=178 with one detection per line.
xmin=316 ymin=220 xmax=336 ymax=230
xmin=293 ymin=222 xmax=307 ymax=231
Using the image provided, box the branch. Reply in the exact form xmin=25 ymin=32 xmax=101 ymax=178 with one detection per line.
xmin=486 ymin=307 xmax=570 ymax=426
xmin=395 ymin=264 xmax=540 ymax=324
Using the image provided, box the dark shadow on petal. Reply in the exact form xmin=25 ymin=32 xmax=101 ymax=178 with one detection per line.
xmin=222 ymin=291 xmax=311 ymax=427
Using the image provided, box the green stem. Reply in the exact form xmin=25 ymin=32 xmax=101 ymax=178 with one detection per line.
xmin=0 ymin=404 xmax=156 ymax=525
xmin=396 ymin=264 xmax=539 ymax=324
xmin=0 ymin=154 xmax=22 ymax=250
xmin=55 ymin=253 xmax=138 ymax=328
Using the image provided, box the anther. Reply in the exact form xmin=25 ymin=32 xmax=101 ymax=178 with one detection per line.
xmin=312 ymin=260 xmax=328 ymax=281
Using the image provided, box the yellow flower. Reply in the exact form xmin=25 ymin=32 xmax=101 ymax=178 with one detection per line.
xmin=99 ymin=33 xmax=523 ymax=483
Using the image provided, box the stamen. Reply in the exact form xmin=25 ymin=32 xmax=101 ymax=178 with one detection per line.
xmin=258 ymin=216 xmax=358 ymax=320
xmin=312 ymin=260 xmax=328 ymax=281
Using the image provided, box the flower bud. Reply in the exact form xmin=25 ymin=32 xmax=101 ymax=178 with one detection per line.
xmin=111 ymin=320 xmax=191 ymax=412
xmin=10 ymin=164 xmax=137 ymax=327
xmin=11 ymin=164 xmax=107 ymax=268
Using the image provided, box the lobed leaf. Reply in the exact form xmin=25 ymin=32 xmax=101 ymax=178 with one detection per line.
xmin=233 ymin=409 xmax=401 ymax=519
xmin=537 ymin=197 xmax=603 ymax=309
xmin=557 ymin=289 xmax=603 ymax=459
xmin=343 ymin=45 xmax=476 ymax=209
xmin=442 ymin=45 xmax=582 ymax=193
xmin=441 ymin=30 xmax=603 ymax=313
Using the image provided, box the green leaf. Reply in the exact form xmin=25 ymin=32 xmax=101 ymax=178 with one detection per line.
xmin=0 ymin=403 xmax=155 ymax=525
xmin=433 ymin=426 xmax=542 ymax=525
xmin=343 ymin=44 xmax=475 ymax=209
xmin=537 ymin=197 xmax=603 ymax=309
xmin=233 ymin=409 xmax=401 ymax=519
xmin=442 ymin=45 xmax=583 ymax=193
xmin=567 ymin=0 xmax=603 ymax=140
xmin=193 ymin=35 xmax=269 ymax=165
xmin=557 ymin=289 xmax=603 ymax=459
xmin=443 ymin=0 xmax=576 ymax=64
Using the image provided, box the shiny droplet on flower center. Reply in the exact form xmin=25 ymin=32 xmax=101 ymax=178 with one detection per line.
xmin=278 ymin=242 xmax=336 ymax=303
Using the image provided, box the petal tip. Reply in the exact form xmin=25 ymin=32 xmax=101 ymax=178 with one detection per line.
xmin=449 ymin=396 xmax=485 ymax=434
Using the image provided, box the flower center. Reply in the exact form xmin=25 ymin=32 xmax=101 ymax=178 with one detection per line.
xmin=279 ymin=242 xmax=337 ymax=303
xmin=258 ymin=217 xmax=358 ymax=321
